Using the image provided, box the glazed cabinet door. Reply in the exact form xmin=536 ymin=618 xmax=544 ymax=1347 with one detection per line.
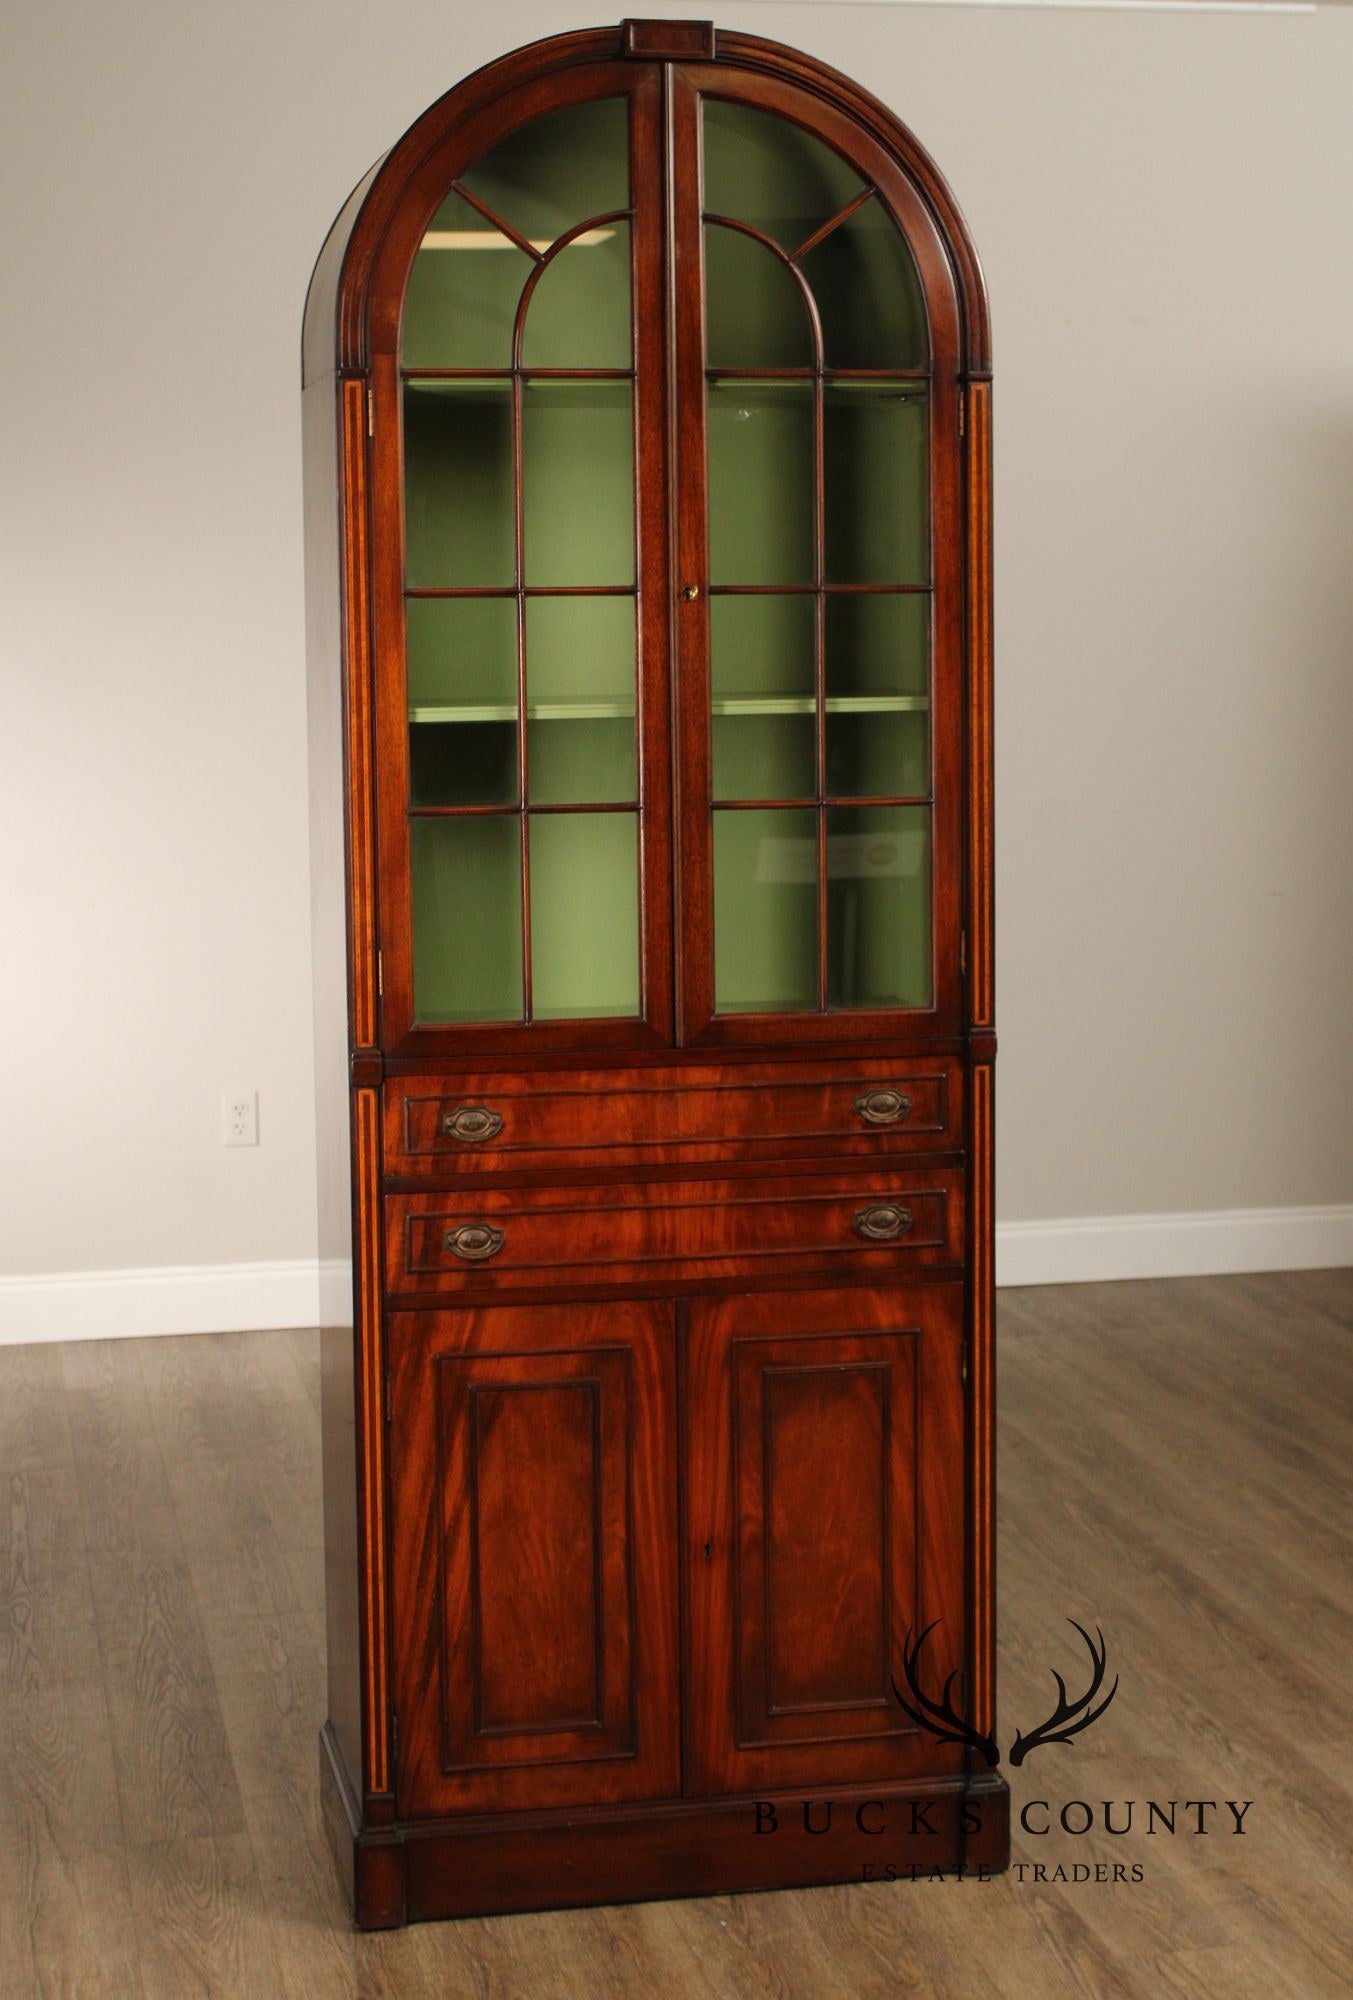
xmin=685 ymin=1282 xmax=966 ymax=1793
xmin=371 ymin=64 xmax=675 ymax=1057
xmin=387 ymin=1301 xmax=679 ymax=1816
xmin=669 ymin=67 xmax=965 ymax=1042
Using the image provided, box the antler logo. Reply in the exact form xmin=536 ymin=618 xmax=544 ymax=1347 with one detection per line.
xmin=892 ymin=1619 xmax=1118 ymax=1768
xmin=891 ymin=1622 xmax=1000 ymax=1765
xmin=1009 ymin=1621 xmax=1117 ymax=1767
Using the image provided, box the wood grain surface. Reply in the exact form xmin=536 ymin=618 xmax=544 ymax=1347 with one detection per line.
xmin=2 ymin=1271 xmax=1348 ymax=1995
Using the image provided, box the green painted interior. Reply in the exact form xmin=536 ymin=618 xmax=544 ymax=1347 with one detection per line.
xmin=705 ymin=225 xmax=814 ymax=371
xmin=400 ymin=91 xmax=934 ymax=1026
xmin=519 ymin=225 xmax=631 ymax=370
xmin=411 ymin=816 xmax=523 ymax=1023
xmin=714 ymin=809 xmax=819 ymax=1014
xmin=823 ymin=384 xmax=928 ymax=584
xmin=704 ymin=103 xmax=932 ymax=1016
xmin=529 ymin=814 xmax=640 ymax=1020
xmin=825 ymin=806 xmax=931 ymax=1008
xmin=702 ymin=98 xmax=863 ymax=251
xmin=401 ymin=98 xmax=630 ymax=371
xmin=401 ymin=98 xmax=639 ymax=1022
xmin=710 ymin=594 xmax=816 ymax=801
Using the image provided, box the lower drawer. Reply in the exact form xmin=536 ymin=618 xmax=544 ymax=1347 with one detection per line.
xmin=385 ymin=1167 xmax=964 ymax=1296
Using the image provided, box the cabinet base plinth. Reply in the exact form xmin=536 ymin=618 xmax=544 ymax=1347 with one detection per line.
xmin=321 ymin=1724 xmax=1009 ymax=1929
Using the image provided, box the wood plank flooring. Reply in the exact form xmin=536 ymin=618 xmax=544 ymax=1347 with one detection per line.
xmin=1 ymin=1271 xmax=1349 ymax=1997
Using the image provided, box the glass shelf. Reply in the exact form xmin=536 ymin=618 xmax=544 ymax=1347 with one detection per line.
xmin=714 ymin=694 xmax=928 ymax=717
xmin=410 ymin=701 xmax=633 ymax=723
xmin=409 ymin=694 xmax=929 ymax=723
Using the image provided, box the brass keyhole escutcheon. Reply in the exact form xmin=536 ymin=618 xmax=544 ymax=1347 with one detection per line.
xmin=683 ymin=583 xmax=700 ymax=601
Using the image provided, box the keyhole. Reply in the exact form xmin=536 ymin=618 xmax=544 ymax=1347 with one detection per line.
xmin=703 ymin=1541 xmax=713 ymax=1561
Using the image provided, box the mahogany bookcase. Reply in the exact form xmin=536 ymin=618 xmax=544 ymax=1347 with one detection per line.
xmin=303 ymin=17 xmax=1002 ymax=1926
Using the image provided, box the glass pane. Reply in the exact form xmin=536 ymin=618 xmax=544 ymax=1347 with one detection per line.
xmin=530 ymin=813 xmax=639 ymax=1018
xmin=707 ymin=381 xmax=813 ymax=586
xmin=825 ymin=595 xmax=930 ymax=800
xmin=711 ymin=595 xmax=815 ymax=801
xmin=519 ymin=223 xmax=631 ymax=371
xmin=826 ymin=806 xmax=931 ymax=1009
xmin=799 ymin=194 xmax=927 ymax=370
xmin=402 ymin=190 xmax=532 ymax=371
xmin=459 ymin=98 xmax=629 ymax=249
xmin=702 ymin=100 xmax=863 ymax=255
xmin=713 ymin=808 xmax=818 ymax=1014
xmin=704 ymin=224 xmax=813 ymax=371
xmin=526 ymin=596 xmax=636 ymax=805
xmin=404 ymin=380 xmax=513 ymax=588
xmin=411 ymin=816 xmax=523 ymax=1022
xmin=407 ymin=597 xmax=518 ymax=808
xmin=523 ymin=381 xmax=633 ymax=586
xmin=824 ymin=383 xmax=928 ymax=585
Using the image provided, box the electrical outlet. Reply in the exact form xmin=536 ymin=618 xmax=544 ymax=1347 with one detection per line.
xmin=222 ymin=1089 xmax=259 ymax=1147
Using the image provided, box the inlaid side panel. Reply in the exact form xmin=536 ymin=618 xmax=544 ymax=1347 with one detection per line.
xmin=965 ymin=379 xmax=994 ymax=1031
xmin=969 ymin=1057 xmax=996 ymax=1742
xmin=352 ymin=1087 xmax=390 ymax=1803
xmin=686 ymin=1281 xmax=965 ymax=1794
xmin=342 ymin=376 xmax=380 ymax=1052
xmin=388 ymin=1301 xmax=679 ymax=1816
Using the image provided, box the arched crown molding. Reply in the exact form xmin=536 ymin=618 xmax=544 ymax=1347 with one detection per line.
xmin=302 ymin=20 xmax=990 ymax=385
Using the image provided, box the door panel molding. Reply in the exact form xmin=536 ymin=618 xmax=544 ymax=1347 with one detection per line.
xmin=388 ymin=1301 xmax=679 ymax=1816
xmin=685 ymin=1280 xmax=966 ymax=1793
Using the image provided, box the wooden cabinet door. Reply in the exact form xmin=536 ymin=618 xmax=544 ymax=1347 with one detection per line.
xmin=685 ymin=1282 xmax=966 ymax=1794
xmin=668 ymin=65 xmax=966 ymax=1047
xmin=387 ymin=1302 xmax=679 ymax=1817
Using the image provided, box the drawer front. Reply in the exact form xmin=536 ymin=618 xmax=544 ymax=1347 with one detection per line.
xmin=386 ymin=1167 xmax=964 ymax=1296
xmin=385 ymin=1059 xmax=961 ymax=1180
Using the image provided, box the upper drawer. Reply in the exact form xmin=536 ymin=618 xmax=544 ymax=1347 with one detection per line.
xmin=385 ymin=1058 xmax=961 ymax=1180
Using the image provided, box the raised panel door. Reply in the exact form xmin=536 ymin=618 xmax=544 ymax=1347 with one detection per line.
xmin=387 ymin=1301 xmax=679 ymax=1815
xmin=685 ymin=1281 xmax=966 ymax=1793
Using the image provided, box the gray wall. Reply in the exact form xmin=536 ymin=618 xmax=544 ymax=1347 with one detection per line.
xmin=2 ymin=0 xmax=1351 ymax=1292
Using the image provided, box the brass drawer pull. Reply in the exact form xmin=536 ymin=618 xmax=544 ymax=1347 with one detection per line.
xmin=440 ymin=1105 xmax=503 ymax=1144
xmin=444 ymin=1222 xmax=505 ymax=1262
xmin=854 ymin=1203 xmax=913 ymax=1243
xmin=854 ymin=1087 xmax=913 ymax=1127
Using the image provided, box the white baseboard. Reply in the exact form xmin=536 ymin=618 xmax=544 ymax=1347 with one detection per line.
xmin=996 ymin=1202 xmax=1353 ymax=1289
xmin=0 ymin=1259 xmax=321 ymax=1345
xmin=1 ymin=1206 xmax=1349 ymax=1344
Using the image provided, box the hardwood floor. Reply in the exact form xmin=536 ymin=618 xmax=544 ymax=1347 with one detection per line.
xmin=1 ymin=1271 xmax=1349 ymax=1997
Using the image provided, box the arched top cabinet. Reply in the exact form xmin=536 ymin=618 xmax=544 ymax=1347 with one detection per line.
xmin=304 ymin=17 xmax=991 ymax=1060
xmin=306 ymin=22 xmax=1001 ymax=1929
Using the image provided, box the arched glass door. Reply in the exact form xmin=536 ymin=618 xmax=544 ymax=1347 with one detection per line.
xmin=672 ymin=71 xmax=963 ymax=1044
xmin=377 ymin=64 xmax=672 ymax=1051
xmin=373 ymin=56 xmax=959 ymax=1054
